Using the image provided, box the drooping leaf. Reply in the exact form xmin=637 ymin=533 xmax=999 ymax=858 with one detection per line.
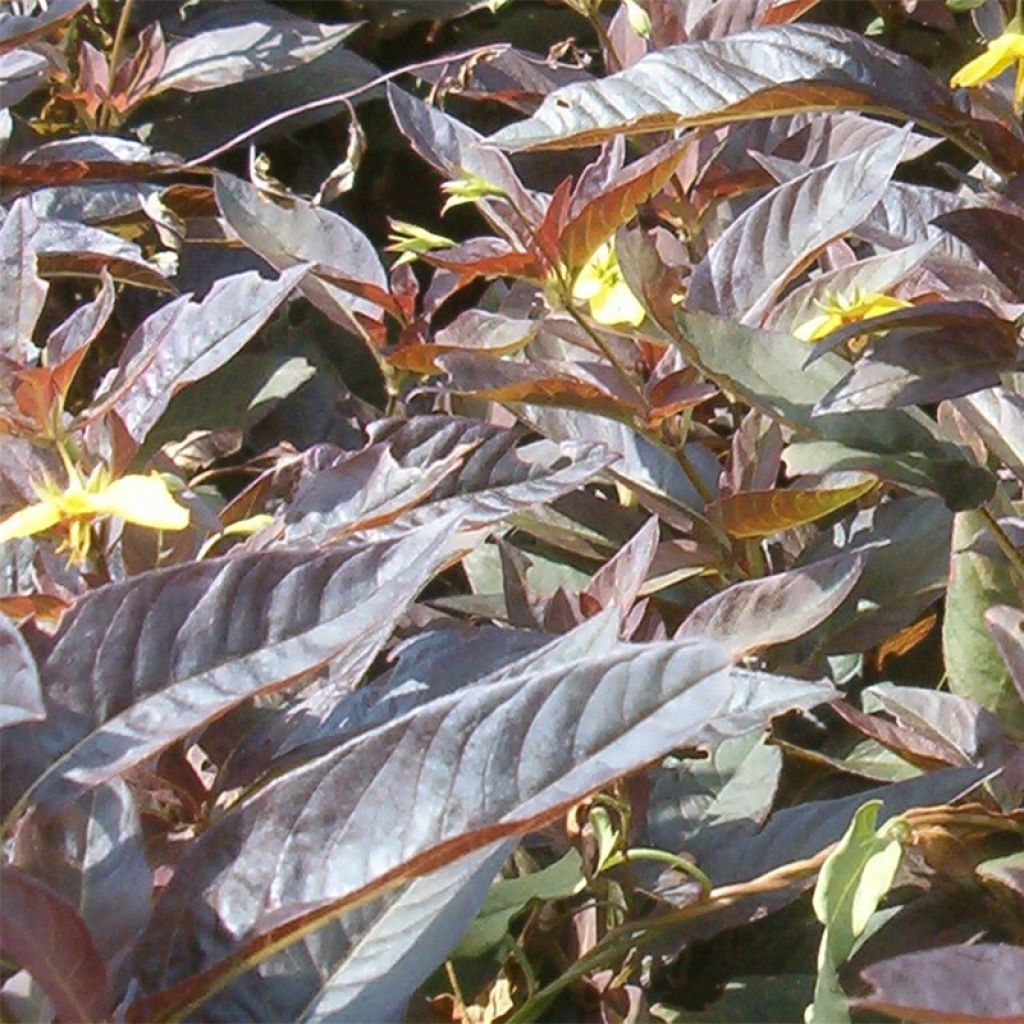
xmin=487 ymin=24 xmax=1021 ymax=170
xmin=0 ymin=613 xmax=45 ymax=728
xmin=127 ymin=643 xmax=832 ymax=1020
xmin=90 ymin=265 xmax=305 ymax=443
xmin=677 ymin=553 xmax=862 ymax=656
xmin=687 ymin=129 xmax=908 ymax=323
xmin=943 ymin=511 xmax=1024 ymax=736
xmin=856 ymin=944 xmax=1024 ymax=1023
xmin=935 ymin=207 xmax=1024 ymax=300
xmin=215 ymin=173 xmax=387 ymax=332
xmin=1 ymin=519 xmax=471 ymax=819
xmin=152 ymin=7 xmax=358 ymax=94
xmin=0 ymin=864 xmax=113 ymax=1024
xmin=814 ymin=324 xmax=1020 ymax=414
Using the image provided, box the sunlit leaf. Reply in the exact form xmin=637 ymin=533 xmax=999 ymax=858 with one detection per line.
xmin=709 ymin=476 xmax=876 ymax=538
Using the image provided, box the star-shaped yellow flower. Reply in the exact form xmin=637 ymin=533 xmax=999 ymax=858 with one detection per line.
xmin=571 ymin=241 xmax=646 ymax=328
xmin=950 ymin=30 xmax=1024 ymax=112
xmin=0 ymin=462 xmax=189 ymax=565
xmin=794 ymin=288 xmax=912 ymax=344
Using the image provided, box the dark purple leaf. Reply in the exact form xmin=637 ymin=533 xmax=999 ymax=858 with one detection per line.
xmin=215 ymin=174 xmax=386 ymax=332
xmin=278 ymin=415 xmax=616 ymax=545
xmin=688 ymin=129 xmax=908 ymax=323
xmin=1 ymin=520 xmax=468 ymax=818
xmin=488 ymin=25 xmax=1021 ymax=170
xmin=44 ymin=269 xmax=115 ymax=366
xmin=814 ymin=325 xmax=1020 ymax=414
xmin=12 ymin=779 xmax=153 ymax=962
xmin=0 ymin=613 xmax=44 ymax=728
xmin=127 ymin=642 xmax=831 ymax=1020
xmin=92 ymin=265 xmax=305 ymax=443
xmin=0 ymin=0 xmax=87 ymax=57
xmin=856 ymin=944 xmax=1024 ymax=1023
xmin=581 ymin=517 xmax=660 ymax=623
xmin=935 ymin=207 xmax=1024 ymax=300
xmin=0 ymin=865 xmax=113 ymax=1024
xmin=0 ymin=199 xmax=47 ymax=361
xmin=152 ymin=6 xmax=357 ymax=94
xmin=677 ymin=553 xmax=862 ymax=656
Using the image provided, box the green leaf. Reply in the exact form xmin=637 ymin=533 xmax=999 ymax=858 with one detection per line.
xmin=669 ymin=311 xmax=995 ymax=510
xmin=807 ymin=799 xmax=904 ymax=1024
xmin=943 ymin=512 xmax=1024 ymax=736
xmin=454 ymin=850 xmax=584 ymax=958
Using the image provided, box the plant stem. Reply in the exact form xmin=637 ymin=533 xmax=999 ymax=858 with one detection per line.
xmin=505 ymin=844 xmax=834 ymax=1023
xmin=100 ymin=0 xmax=135 ymax=131
xmin=588 ymin=8 xmax=621 ymax=73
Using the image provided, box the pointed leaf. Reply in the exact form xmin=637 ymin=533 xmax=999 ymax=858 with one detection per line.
xmin=440 ymin=352 xmax=641 ymax=423
xmin=678 ymin=553 xmax=862 ymax=656
xmin=0 ymin=865 xmax=113 ymax=1024
xmin=560 ymin=138 xmax=689 ymax=270
xmin=688 ymin=129 xmax=908 ymax=323
xmin=935 ymin=208 xmax=1024 ymax=300
xmin=152 ymin=10 xmax=357 ymax=93
xmin=709 ymin=476 xmax=876 ymax=538
xmin=128 ymin=644 xmax=832 ymax=1020
xmin=1 ymin=520 xmax=468 ymax=819
xmin=814 ymin=324 xmax=1019 ymax=414
xmin=93 ymin=266 xmax=305 ymax=443
xmin=215 ymin=174 xmax=386 ymax=331
xmin=0 ymin=199 xmax=47 ymax=361
xmin=487 ymin=24 xmax=1020 ymax=171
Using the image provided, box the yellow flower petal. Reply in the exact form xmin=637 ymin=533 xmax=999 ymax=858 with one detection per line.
xmin=950 ymin=31 xmax=1024 ymax=88
xmin=794 ymin=311 xmax=842 ymax=342
xmin=571 ymin=241 xmax=645 ymax=327
xmin=589 ymin=279 xmax=646 ymax=327
xmin=0 ymin=501 xmax=63 ymax=544
xmin=88 ymin=474 xmax=190 ymax=532
xmin=571 ymin=243 xmax=612 ymax=302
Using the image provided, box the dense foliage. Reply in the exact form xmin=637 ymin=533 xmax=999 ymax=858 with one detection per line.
xmin=1 ymin=1 xmax=1023 ymax=1021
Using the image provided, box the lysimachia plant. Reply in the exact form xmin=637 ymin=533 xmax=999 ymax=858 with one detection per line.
xmin=1 ymin=1 xmax=1024 ymax=1022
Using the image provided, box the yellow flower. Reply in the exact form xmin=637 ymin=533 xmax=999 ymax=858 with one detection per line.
xmin=571 ymin=241 xmax=646 ymax=328
xmin=950 ymin=30 xmax=1024 ymax=112
xmin=0 ymin=462 xmax=189 ymax=565
xmin=794 ymin=288 xmax=912 ymax=344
